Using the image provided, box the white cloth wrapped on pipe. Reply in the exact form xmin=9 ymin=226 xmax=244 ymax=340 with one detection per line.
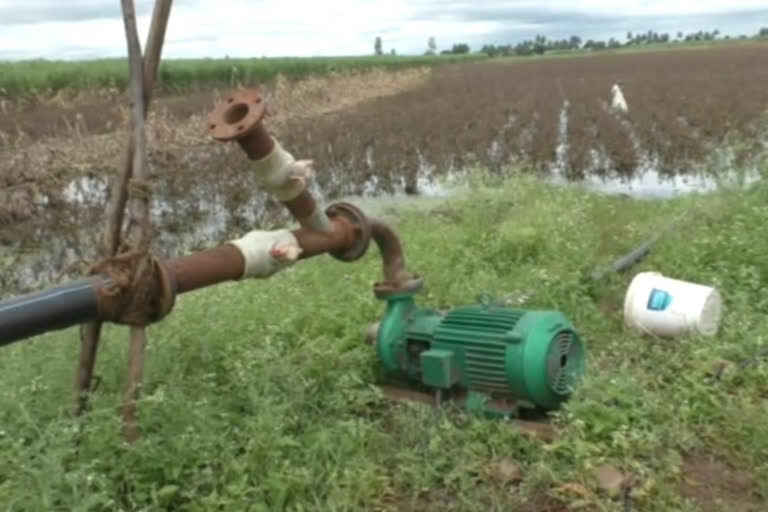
xmin=228 ymin=229 xmax=302 ymax=279
xmin=251 ymin=137 xmax=314 ymax=201
xmin=250 ymin=137 xmax=333 ymax=233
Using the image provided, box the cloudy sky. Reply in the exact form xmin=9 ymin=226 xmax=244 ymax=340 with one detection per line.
xmin=0 ymin=0 xmax=766 ymax=60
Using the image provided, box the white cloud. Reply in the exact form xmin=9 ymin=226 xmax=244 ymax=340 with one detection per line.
xmin=0 ymin=0 xmax=765 ymax=60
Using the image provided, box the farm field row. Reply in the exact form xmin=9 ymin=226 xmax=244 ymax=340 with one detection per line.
xmin=0 ymin=54 xmax=482 ymax=99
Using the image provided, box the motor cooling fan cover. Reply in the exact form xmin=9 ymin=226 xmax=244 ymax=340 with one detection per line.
xmin=504 ymin=310 xmax=586 ymax=409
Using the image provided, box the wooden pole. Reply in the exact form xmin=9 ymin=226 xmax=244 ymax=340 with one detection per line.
xmin=123 ymin=328 xmax=148 ymax=442
xmin=75 ymin=0 xmax=172 ymax=418
xmin=106 ymin=0 xmax=173 ymax=257
xmin=119 ymin=0 xmax=153 ymax=444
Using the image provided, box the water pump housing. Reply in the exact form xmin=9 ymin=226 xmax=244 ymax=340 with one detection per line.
xmin=375 ymin=292 xmax=585 ymax=417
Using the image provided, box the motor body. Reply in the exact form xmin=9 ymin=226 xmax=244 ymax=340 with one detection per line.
xmin=375 ymin=292 xmax=585 ymax=417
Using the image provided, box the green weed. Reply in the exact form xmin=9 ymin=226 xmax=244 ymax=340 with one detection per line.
xmin=1 ymin=171 xmax=767 ymax=510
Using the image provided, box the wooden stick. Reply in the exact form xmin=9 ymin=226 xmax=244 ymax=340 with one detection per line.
xmin=123 ymin=328 xmax=148 ymax=442
xmin=74 ymin=0 xmax=172 ymax=418
xmin=123 ymin=3 xmax=149 ymax=247
xmin=120 ymin=0 xmax=151 ymax=444
xmin=141 ymin=0 xmax=173 ymax=110
xmin=75 ymin=322 xmax=102 ymax=415
xmin=105 ymin=0 xmax=173 ymax=257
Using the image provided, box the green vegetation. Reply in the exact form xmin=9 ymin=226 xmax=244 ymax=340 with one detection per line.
xmin=481 ymin=37 xmax=767 ymax=66
xmin=481 ymin=27 xmax=768 ymax=57
xmin=0 ymin=54 xmax=483 ymax=99
xmin=1 ymin=169 xmax=767 ymax=510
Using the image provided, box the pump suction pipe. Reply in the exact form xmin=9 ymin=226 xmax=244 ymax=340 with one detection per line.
xmin=0 ymin=89 xmax=422 ymax=347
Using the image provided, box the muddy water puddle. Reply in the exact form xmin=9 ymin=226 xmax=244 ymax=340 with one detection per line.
xmin=3 ymin=161 xmax=760 ymax=297
xmin=551 ymin=166 xmax=761 ymax=199
xmin=0 ymin=165 xmax=460 ymax=294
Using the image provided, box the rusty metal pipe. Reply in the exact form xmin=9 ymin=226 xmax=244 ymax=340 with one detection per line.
xmin=206 ymin=92 xmax=417 ymax=292
xmin=370 ymin=219 xmax=409 ymax=285
xmin=207 ymin=89 xmax=332 ymax=233
xmin=0 ymin=208 xmax=422 ymax=345
xmin=0 ymin=201 xmax=370 ymax=346
xmin=294 ymin=216 xmax=357 ymax=260
xmin=170 ymin=215 xmax=358 ymax=294
xmin=169 ymin=209 xmax=419 ymax=295
xmin=236 ymin=122 xmax=275 ymax=160
xmin=369 ymin=219 xmax=424 ymax=298
xmin=169 ymin=244 xmax=245 ymax=294
xmin=283 ymin=189 xmax=323 ymax=229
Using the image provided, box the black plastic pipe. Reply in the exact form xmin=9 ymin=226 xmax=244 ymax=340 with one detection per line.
xmin=589 ymin=240 xmax=653 ymax=281
xmin=0 ymin=277 xmax=106 ymax=346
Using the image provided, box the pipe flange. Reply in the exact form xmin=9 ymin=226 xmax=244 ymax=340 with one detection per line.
xmin=326 ymin=202 xmax=371 ymax=262
xmin=207 ymin=90 xmax=267 ymax=142
xmin=374 ymin=275 xmax=425 ymax=299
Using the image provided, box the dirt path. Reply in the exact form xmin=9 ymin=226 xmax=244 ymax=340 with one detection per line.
xmin=680 ymin=452 xmax=761 ymax=512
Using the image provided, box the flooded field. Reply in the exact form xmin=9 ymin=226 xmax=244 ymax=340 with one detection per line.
xmin=1 ymin=45 xmax=767 ymax=294
xmin=1 ymin=163 xmax=760 ymax=294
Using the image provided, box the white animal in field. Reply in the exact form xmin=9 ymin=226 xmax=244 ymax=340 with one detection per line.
xmin=611 ymin=83 xmax=628 ymax=113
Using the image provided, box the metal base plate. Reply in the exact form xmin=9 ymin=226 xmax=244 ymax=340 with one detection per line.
xmin=377 ymin=384 xmax=557 ymax=442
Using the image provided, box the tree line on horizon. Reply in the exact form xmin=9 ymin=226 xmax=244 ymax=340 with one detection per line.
xmin=374 ymin=27 xmax=768 ymax=57
xmin=480 ymin=28 xmax=767 ymax=57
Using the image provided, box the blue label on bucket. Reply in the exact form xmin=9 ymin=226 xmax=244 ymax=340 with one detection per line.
xmin=647 ymin=289 xmax=672 ymax=311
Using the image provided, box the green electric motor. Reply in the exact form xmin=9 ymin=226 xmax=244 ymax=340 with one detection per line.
xmin=375 ymin=292 xmax=586 ymax=417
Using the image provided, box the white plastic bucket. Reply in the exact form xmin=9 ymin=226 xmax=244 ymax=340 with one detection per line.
xmin=623 ymin=272 xmax=723 ymax=338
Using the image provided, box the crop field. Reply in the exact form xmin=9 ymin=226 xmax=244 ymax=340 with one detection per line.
xmin=1 ymin=43 xmax=768 ymax=510
xmin=0 ymin=54 xmax=482 ymax=99
xmin=276 ymin=43 xmax=768 ymax=185
xmin=2 ymin=43 xmax=767 ymax=291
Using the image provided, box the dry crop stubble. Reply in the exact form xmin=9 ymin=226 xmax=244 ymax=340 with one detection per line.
xmin=0 ymin=67 xmax=431 ymax=243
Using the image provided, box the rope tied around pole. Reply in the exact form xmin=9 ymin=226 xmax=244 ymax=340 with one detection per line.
xmin=86 ymin=174 xmax=175 ymax=327
xmin=87 ymin=247 xmax=175 ymax=327
xmin=127 ymin=178 xmax=152 ymax=201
